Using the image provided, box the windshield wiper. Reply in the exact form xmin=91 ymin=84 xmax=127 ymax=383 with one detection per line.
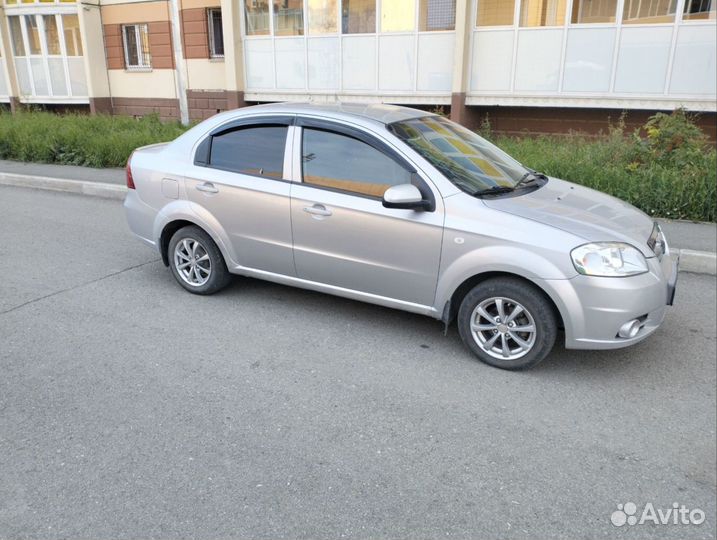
xmin=473 ymin=185 xmax=515 ymax=196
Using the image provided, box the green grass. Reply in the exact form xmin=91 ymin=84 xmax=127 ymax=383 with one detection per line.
xmin=1 ymin=110 xmax=714 ymax=222
xmin=494 ymin=132 xmax=717 ymax=221
xmin=491 ymin=128 xmax=716 ymax=223
xmin=0 ymin=110 xmax=188 ymax=169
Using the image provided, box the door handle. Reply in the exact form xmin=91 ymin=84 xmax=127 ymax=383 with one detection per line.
xmin=196 ymin=182 xmax=219 ymax=194
xmin=303 ymin=204 xmax=332 ymax=217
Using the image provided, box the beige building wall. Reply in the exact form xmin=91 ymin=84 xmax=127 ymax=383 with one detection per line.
xmin=100 ymin=0 xmax=180 ymax=119
xmin=178 ymin=0 xmax=226 ymax=90
xmin=107 ymin=69 xmax=177 ymax=99
xmin=79 ymin=2 xmax=111 ymax=112
xmin=186 ymin=58 xmax=225 ymax=90
xmin=101 ymin=1 xmax=172 ymax=24
xmin=97 ymin=0 xmax=235 ymax=120
xmin=219 ymin=0 xmax=245 ymax=104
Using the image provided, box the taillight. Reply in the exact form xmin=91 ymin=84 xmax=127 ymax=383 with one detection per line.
xmin=126 ymin=153 xmax=136 ymax=189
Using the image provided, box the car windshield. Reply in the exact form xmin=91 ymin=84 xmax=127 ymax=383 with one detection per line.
xmin=388 ymin=116 xmax=529 ymax=194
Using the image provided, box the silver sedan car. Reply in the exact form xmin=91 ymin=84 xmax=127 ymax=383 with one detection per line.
xmin=124 ymin=103 xmax=678 ymax=370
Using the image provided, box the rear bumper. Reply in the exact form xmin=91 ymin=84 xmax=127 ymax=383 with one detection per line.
xmin=124 ymin=189 xmax=158 ymax=249
xmin=538 ymin=253 xmax=678 ymax=350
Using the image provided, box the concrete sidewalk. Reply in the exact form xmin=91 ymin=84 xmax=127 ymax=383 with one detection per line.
xmin=1 ymin=158 xmax=715 ymax=274
xmin=0 ymin=159 xmax=125 ymax=185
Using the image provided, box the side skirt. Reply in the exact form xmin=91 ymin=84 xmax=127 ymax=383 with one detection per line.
xmin=232 ymin=265 xmax=441 ymax=319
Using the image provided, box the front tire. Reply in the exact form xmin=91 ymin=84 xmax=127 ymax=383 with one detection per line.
xmin=457 ymin=277 xmax=557 ymax=370
xmin=168 ymin=225 xmax=231 ymax=295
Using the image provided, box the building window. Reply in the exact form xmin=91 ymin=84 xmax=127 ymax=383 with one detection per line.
xmin=477 ymin=0 xmax=516 ymax=26
xmin=381 ymin=0 xmax=415 ymax=31
xmin=418 ymin=0 xmax=456 ymax=31
xmin=62 ymin=14 xmax=83 ymax=56
xmin=207 ymin=8 xmax=224 ymax=57
xmin=683 ymin=0 xmax=715 ymax=20
xmin=8 ymin=13 xmax=83 ymax=56
xmin=308 ymin=0 xmax=338 ymax=34
xmin=571 ymin=0 xmax=617 ymax=23
xmin=43 ymin=15 xmax=61 ymax=55
xmin=342 ymin=0 xmax=375 ymax=33
xmin=25 ymin=15 xmax=42 ymax=55
xmin=520 ymin=0 xmax=567 ymax=26
xmin=8 ymin=16 xmax=26 ymax=56
xmin=622 ymin=0 xmax=677 ymax=23
xmin=122 ymin=24 xmax=151 ymax=69
xmin=275 ymin=0 xmax=304 ymax=35
xmin=244 ymin=0 xmax=270 ymax=35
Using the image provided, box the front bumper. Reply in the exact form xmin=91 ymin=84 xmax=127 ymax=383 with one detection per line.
xmin=539 ymin=253 xmax=679 ymax=350
xmin=666 ymin=253 xmax=679 ymax=306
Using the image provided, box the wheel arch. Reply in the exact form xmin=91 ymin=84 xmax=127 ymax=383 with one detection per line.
xmin=155 ymin=201 xmax=237 ymax=269
xmin=159 ymin=219 xmax=196 ymax=266
xmin=443 ymin=271 xmax=566 ymax=332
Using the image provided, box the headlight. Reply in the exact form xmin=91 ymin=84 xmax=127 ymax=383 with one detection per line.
xmin=571 ymin=242 xmax=648 ymax=277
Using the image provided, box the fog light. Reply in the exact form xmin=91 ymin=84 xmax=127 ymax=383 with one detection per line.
xmin=618 ymin=319 xmax=642 ymax=339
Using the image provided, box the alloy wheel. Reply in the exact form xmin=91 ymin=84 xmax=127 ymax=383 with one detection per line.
xmin=470 ymin=297 xmax=537 ymax=360
xmin=173 ymin=238 xmax=212 ymax=287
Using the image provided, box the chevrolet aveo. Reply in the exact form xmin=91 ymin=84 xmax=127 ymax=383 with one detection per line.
xmin=124 ymin=103 xmax=678 ymax=370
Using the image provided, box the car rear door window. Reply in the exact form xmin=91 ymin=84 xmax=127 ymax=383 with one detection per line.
xmin=209 ymin=126 xmax=287 ymax=178
xmin=302 ymin=128 xmax=412 ymax=198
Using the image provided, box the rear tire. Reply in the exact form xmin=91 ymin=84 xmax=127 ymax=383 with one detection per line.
xmin=457 ymin=277 xmax=557 ymax=370
xmin=168 ymin=225 xmax=231 ymax=295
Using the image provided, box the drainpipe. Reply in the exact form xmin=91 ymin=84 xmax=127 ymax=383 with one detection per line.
xmin=168 ymin=0 xmax=189 ymax=125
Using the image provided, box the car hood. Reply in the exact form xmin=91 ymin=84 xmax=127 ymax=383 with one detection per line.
xmin=482 ymin=178 xmax=656 ymax=256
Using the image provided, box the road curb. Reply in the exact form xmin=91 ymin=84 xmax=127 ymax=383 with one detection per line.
xmin=0 ymin=172 xmax=126 ymax=200
xmin=677 ymin=249 xmax=717 ymax=276
xmin=2 ymin=172 xmax=716 ymax=276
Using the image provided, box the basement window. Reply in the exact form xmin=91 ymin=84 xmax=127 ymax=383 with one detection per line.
xmin=122 ymin=23 xmax=151 ymax=70
xmin=208 ymin=8 xmax=225 ymax=58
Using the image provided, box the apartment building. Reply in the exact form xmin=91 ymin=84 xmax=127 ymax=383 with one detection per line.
xmin=0 ymin=0 xmax=715 ymax=135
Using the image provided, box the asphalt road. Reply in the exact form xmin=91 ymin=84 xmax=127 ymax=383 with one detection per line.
xmin=1 ymin=186 xmax=715 ymax=540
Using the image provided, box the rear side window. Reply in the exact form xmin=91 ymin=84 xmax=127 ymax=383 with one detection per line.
xmin=302 ymin=128 xmax=412 ymax=198
xmin=209 ymin=126 xmax=287 ymax=178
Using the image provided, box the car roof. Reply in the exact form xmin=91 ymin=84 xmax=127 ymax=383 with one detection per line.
xmin=241 ymin=102 xmax=435 ymax=125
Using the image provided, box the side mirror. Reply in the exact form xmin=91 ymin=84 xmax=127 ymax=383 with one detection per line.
xmin=382 ymin=183 xmax=431 ymax=210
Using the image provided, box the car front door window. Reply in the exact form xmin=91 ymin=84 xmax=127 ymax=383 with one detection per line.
xmin=301 ymin=128 xmax=413 ymax=198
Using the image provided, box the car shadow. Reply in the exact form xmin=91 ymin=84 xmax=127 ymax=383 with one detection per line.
xmin=215 ymin=274 xmax=665 ymax=379
xmin=222 ymin=273 xmax=438 ymax=328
